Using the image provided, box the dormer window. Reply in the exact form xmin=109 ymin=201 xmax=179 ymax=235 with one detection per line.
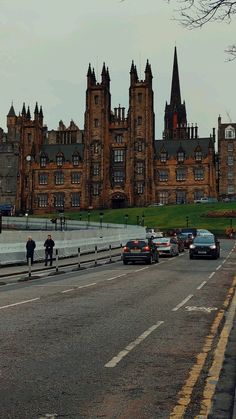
xmin=160 ymin=152 xmax=167 ymax=163
xmin=72 ymin=154 xmax=80 ymax=166
xmin=225 ymin=126 xmax=235 ymax=139
xmin=56 ymin=153 xmax=64 ymax=167
xmin=40 ymin=155 xmax=47 ymax=168
xmin=177 ymin=151 xmax=185 ymax=162
xmin=195 ymin=151 xmax=202 ymax=162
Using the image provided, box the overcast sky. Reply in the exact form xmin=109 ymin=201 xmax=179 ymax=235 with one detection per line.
xmin=0 ymin=0 xmax=235 ymax=139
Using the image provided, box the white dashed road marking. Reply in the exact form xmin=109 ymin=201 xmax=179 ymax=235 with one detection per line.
xmin=0 ymin=298 xmax=40 ymax=310
xmin=197 ymin=281 xmax=207 ymax=290
xmin=105 ymin=321 xmax=164 ymax=368
xmin=209 ymin=272 xmax=215 ymax=279
xmin=172 ymin=294 xmax=193 ymax=312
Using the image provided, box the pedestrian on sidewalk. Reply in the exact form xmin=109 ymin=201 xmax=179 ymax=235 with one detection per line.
xmin=44 ymin=234 xmax=55 ymax=266
xmin=26 ymin=236 xmax=36 ymax=266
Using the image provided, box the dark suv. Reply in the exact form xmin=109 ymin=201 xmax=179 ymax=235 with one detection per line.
xmin=122 ymin=239 xmax=159 ymax=265
xmin=189 ymin=235 xmax=220 ymax=259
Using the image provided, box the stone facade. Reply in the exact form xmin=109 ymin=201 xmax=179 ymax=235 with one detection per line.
xmin=218 ymin=117 xmax=236 ymax=199
xmin=0 ymin=48 xmax=219 ymax=214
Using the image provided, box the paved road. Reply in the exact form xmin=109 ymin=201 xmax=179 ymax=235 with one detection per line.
xmin=0 ymin=239 xmax=235 ymax=418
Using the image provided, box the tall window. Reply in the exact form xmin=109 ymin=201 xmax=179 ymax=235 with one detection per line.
xmin=92 ymin=184 xmax=99 ymax=196
xmin=115 ymin=134 xmax=123 ymax=144
xmin=92 ymin=163 xmax=100 ymax=176
xmin=137 ymin=116 xmax=142 ymax=125
xmin=176 ymin=168 xmax=186 ymax=181
xmin=113 ymin=149 xmax=124 ymax=163
xmin=136 ymin=182 xmax=144 ymax=194
xmin=194 ymin=169 xmax=204 ymax=181
xmin=225 ymin=127 xmax=235 ymax=139
xmin=159 ymin=170 xmax=168 ymax=181
xmin=194 ymin=190 xmax=203 ymax=201
xmin=228 ymin=185 xmax=234 ymax=194
xmin=71 ymin=192 xmax=80 ymax=207
xmin=55 ymin=171 xmax=64 ymax=185
xmin=135 ymin=140 xmax=144 ymax=152
xmin=94 ymin=95 xmax=99 ymax=105
xmin=54 ymin=193 xmax=64 ymax=208
xmin=38 ymin=194 xmax=48 ymax=208
xmin=138 ymin=93 xmax=142 ymax=103
xmin=136 ymin=162 xmax=144 ymax=175
xmin=228 ymin=143 xmax=234 ymax=152
xmin=71 ymin=172 xmax=80 ymax=184
xmin=158 ymin=191 xmax=168 ymax=204
xmin=38 ymin=173 xmax=48 ymax=185
xmin=113 ymin=170 xmax=124 ymax=183
xmin=94 ymin=119 xmax=99 ymax=127
xmin=228 ymin=156 xmax=234 ymax=166
xmin=176 ymin=190 xmax=186 ymax=204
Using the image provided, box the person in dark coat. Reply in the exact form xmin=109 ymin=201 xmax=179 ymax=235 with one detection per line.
xmin=44 ymin=234 xmax=55 ymax=266
xmin=26 ymin=236 xmax=36 ymax=265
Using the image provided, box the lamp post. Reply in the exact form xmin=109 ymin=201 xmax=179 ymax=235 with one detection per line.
xmin=124 ymin=214 xmax=129 ymax=228
xmin=186 ymin=216 xmax=189 ymax=228
xmin=99 ymin=212 xmax=104 ymax=229
xmin=137 ymin=215 xmax=140 ymax=226
xmin=141 ymin=213 xmax=145 ymax=227
xmin=87 ymin=211 xmax=90 ymax=227
xmin=25 ymin=212 xmax=29 ymax=230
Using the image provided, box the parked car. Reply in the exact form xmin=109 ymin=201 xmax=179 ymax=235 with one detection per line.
xmin=122 ymin=239 xmax=159 ymax=265
xmin=152 ymin=237 xmax=179 ymax=257
xmin=196 ymin=229 xmax=213 ymax=237
xmin=146 ymin=228 xmax=163 ymax=239
xmin=189 ymin=235 xmax=220 ymax=259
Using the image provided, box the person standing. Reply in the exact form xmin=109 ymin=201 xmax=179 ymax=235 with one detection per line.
xmin=26 ymin=236 xmax=36 ymax=266
xmin=44 ymin=234 xmax=55 ymax=266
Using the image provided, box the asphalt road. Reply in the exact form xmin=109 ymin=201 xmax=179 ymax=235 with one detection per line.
xmin=0 ymin=239 xmax=236 ymax=419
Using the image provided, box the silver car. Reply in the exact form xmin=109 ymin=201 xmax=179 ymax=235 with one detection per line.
xmin=152 ymin=237 xmax=179 ymax=257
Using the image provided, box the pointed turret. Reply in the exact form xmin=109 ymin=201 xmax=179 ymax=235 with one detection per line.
xmin=130 ymin=60 xmax=138 ymax=85
xmin=34 ymin=102 xmax=39 ymax=115
xmin=26 ymin=106 xmax=31 ymax=120
xmin=39 ymin=105 xmax=43 ymax=118
xmin=101 ymin=62 xmax=108 ymax=85
xmin=22 ymin=102 xmax=27 ymax=117
xmin=87 ymin=63 xmax=95 ymax=87
xmin=7 ymin=102 xmax=16 ymax=117
xmin=145 ymin=59 xmax=153 ymax=82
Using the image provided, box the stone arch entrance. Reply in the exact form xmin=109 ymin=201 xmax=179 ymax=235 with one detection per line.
xmin=111 ymin=193 xmax=127 ymax=209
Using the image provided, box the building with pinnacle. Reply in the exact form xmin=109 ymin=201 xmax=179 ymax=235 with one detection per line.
xmin=0 ymin=47 xmax=218 ymax=214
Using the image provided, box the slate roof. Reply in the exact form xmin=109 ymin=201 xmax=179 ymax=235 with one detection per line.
xmin=154 ymin=138 xmax=214 ymax=159
xmin=35 ymin=143 xmax=84 ymax=163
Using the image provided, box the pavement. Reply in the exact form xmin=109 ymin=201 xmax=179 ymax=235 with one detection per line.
xmin=0 ymin=255 xmax=235 ymax=418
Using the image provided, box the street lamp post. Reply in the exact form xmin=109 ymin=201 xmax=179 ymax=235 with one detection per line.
xmin=141 ymin=213 xmax=145 ymax=227
xmin=124 ymin=214 xmax=129 ymax=228
xmin=99 ymin=212 xmax=104 ymax=229
xmin=186 ymin=216 xmax=189 ymax=228
xmin=87 ymin=211 xmax=90 ymax=227
xmin=137 ymin=215 xmax=140 ymax=226
xmin=25 ymin=212 xmax=29 ymax=230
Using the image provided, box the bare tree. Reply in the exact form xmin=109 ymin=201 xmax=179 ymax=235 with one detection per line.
xmin=167 ymin=0 xmax=236 ymax=60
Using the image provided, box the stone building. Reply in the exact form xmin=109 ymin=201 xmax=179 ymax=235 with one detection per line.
xmin=218 ymin=117 xmax=236 ymax=200
xmin=2 ymin=48 xmax=218 ymax=214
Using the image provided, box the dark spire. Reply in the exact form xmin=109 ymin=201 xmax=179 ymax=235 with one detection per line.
xmin=26 ymin=106 xmax=31 ymax=120
xmin=130 ymin=60 xmax=138 ymax=84
xmin=101 ymin=62 xmax=107 ymax=84
xmin=34 ymin=102 xmax=39 ymax=115
xmin=170 ymin=46 xmax=181 ymax=106
xmin=145 ymin=59 xmax=153 ymax=82
xmin=22 ymin=102 xmax=26 ymax=116
xmin=39 ymin=105 xmax=43 ymax=118
xmin=87 ymin=63 xmax=92 ymax=77
xmin=92 ymin=68 xmax=96 ymax=84
xmin=106 ymin=66 xmax=110 ymax=82
xmin=7 ymin=102 xmax=16 ymax=117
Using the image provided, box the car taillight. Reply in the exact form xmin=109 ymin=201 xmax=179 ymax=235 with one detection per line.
xmin=123 ymin=246 xmax=129 ymax=252
xmin=165 ymin=242 xmax=170 ymax=246
xmin=143 ymin=246 xmax=150 ymax=251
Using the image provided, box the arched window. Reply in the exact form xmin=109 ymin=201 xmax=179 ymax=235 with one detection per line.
xmin=225 ymin=126 xmax=235 ymax=139
xmin=56 ymin=153 xmax=64 ymax=167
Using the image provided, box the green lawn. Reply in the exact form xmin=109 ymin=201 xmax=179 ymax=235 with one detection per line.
xmin=63 ymin=202 xmax=236 ymax=235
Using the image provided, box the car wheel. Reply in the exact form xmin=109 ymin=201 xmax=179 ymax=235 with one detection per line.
xmin=189 ymin=254 xmax=194 ymax=260
xmin=146 ymin=257 xmax=152 ymax=265
xmin=123 ymin=260 xmax=128 ymax=265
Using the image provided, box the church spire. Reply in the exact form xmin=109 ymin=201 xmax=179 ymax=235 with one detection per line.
xmin=170 ymin=46 xmax=181 ymax=106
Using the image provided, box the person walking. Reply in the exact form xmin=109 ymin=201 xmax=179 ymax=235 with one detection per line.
xmin=26 ymin=236 xmax=36 ymax=266
xmin=44 ymin=234 xmax=55 ymax=266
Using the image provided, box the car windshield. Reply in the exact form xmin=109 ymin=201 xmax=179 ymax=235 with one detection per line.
xmin=193 ymin=236 xmax=215 ymax=244
xmin=126 ymin=241 xmax=147 ymax=248
xmin=153 ymin=238 xmax=169 ymax=244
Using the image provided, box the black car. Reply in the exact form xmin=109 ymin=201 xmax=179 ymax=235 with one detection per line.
xmin=189 ymin=235 xmax=220 ymax=259
xmin=122 ymin=239 xmax=159 ymax=265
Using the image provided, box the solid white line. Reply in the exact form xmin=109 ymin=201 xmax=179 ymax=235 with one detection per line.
xmin=216 ymin=264 xmax=222 ymax=271
xmin=222 ymin=259 xmax=226 ymax=265
xmin=135 ymin=267 xmax=149 ymax=272
xmin=172 ymin=294 xmax=193 ymax=312
xmin=209 ymin=272 xmax=215 ymax=279
xmin=105 ymin=321 xmax=164 ymax=368
xmin=106 ymin=274 xmax=127 ymax=281
xmin=61 ymin=288 xmax=74 ymax=294
xmin=78 ymin=282 xmax=96 ymax=289
xmin=0 ymin=298 xmax=40 ymax=310
xmin=197 ymin=281 xmax=207 ymax=290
